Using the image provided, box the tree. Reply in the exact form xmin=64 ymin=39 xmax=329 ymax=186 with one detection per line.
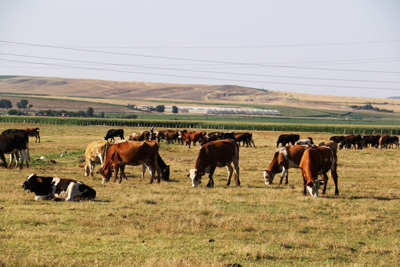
xmin=0 ymin=99 xmax=12 ymax=109
xmin=87 ymin=107 xmax=94 ymax=117
xmin=155 ymin=105 xmax=165 ymax=112
xmin=100 ymin=112 xmax=105 ymax=118
xmin=17 ymin=99 xmax=28 ymax=109
xmin=172 ymin=106 xmax=179 ymax=114
xmin=8 ymin=109 xmax=18 ymax=115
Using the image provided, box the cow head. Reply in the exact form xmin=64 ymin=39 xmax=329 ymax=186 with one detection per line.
xmin=161 ymin=165 xmax=170 ymax=181
xmin=187 ymin=169 xmax=204 ymax=187
xmin=22 ymin=173 xmax=41 ymax=192
xmin=263 ymin=170 xmax=276 ymax=185
xmin=98 ymin=164 xmax=113 ymax=183
xmin=306 ymin=179 xmax=324 ymax=197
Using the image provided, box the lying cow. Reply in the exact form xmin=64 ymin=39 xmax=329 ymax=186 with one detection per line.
xmin=299 ymin=146 xmax=339 ymax=197
xmin=79 ymin=140 xmax=110 ymax=176
xmin=188 ymin=139 xmax=240 ymax=188
xmin=104 ymin=129 xmax=124 ymax=143
xmin=22 ymin=173 xmax=96 ymax=201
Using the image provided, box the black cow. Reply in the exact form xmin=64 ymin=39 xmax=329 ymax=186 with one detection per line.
xmin=0 ymin=132 xmax=29 ymax=168
xmin=157 ymin=153 xmax=170 ymax=181
xmin=276 ymin=134 xmax=300 ymax=147
xmin=22 ymin=173 xmax=96 ymax=201
xmin=2 ymin=129 xmax=27 ymax=135
xmin=104 ymin=129 xmax=124 ymax=142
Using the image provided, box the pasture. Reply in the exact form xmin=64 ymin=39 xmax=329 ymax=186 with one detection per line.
xmin=0 ymin=123 xmax=399 ymax=266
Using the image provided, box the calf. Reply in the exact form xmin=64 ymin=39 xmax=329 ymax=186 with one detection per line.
xmin=188 ymin=139 xmax=240 ymax=188
xmin=22 ymin=173 xmax=96 ymax=201
xmin=25 ymin=127 xmax=40 ymax=143
xmin=79 ymin=140 xmax=110 ymax=176
xmin=276 ymin=134 xmax=300 ymax=147
xmin=142 ymin=153 xmax=170 ymax=181
xmin=299 ymin=146 xmax=339 ymax=197
xmin=104 ymin=129 xmax=124 ymax=142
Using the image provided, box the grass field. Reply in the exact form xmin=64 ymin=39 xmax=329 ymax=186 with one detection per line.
xmin=0 ymin=123 xmax=399 ymax=266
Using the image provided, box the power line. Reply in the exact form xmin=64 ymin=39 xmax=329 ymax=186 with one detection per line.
xmin=1 ymin=57 xmax=400 ymax=91
xmin=1 ymin=40 xmax=399 ymax=74
xmin=1 ymin=52 xmax=400 ymax=84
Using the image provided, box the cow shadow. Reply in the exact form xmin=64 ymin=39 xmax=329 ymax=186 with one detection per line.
xmin=323 ymin=195 xmax=399 ymax=201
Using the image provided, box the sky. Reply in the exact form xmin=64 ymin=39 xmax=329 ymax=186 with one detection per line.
xmin=0 ymin=0 xmax=399 ymax=99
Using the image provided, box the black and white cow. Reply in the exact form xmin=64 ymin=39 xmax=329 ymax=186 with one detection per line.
xmin=22 ymin=173 xmax=96 ymax=201
xmin=104 ymin=129 xmax=124 ymax=142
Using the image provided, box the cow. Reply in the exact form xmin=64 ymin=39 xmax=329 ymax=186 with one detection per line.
xmin=104 ymin=129 xmax=124 ymax=142
xmin=379 ymin=135 xmax=399 ymax=149
xmin=276 ymin=134 xmax=300 ymax=147
xmin=157 ymin=130 xmax=180 ymax=144
xmin=318 ymin=140 xmax=338 ymax=154
xmin=0 ymin=132 xmax=29 ymax=169
xmin=339 ymin=135 xmax=363 ymax=150
xmin=263 ymin=145 xmax=309 ymax=186
xmin=295 ymin=137 xmax=314 ymax=146
xmin=188 ymin=139 xmax=240 ymax=188
xmin=98 ymin=140 xmax=160 ymax=184
xmin=142 ymin=153 xmax=170 ymax=181
xmin=129 ymin=131 xmax=150 ymax=141
xmin=79 ymin=140 xmax=110 ymax=177
xmin=387 ymin=136 xmax=399 ymax=149
xmin=22 ymin=173 xmax=96 ymax=201
xmin=200 ymin=132 xmax=222 ymax=146
xmin=362 ymin=135 xmax=380 ymax=148
xmin=329 ymin=135 xmax=345 ymax=144
xmin=299 ymin=146 xmax=339 ymax=197
xmin=233 ymin=132 xmax=256 ymax=147
xmin=180 ymin=131 xmax=207 ymax=148
xmin=25 ymin=128 xmax=40 ymax=143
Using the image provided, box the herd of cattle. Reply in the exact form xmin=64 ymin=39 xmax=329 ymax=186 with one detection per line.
xmin=0 ymin=126 xmax=397 ymax=201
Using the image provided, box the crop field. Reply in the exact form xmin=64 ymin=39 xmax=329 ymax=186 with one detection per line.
xmin=0 ymin=123 xmax=399 ymax=266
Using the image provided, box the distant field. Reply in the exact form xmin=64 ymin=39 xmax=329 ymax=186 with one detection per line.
xmin=0 ymin=123 xmax=399 ymax=266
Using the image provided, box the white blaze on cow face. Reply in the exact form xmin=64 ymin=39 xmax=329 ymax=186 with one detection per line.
xmin=189 ymin=169 xmax=201 ymax=187
xmin=263 ymin=170 xmax=275 ymax=185
xmin=307 ymin=180 xmax=322 ymax=197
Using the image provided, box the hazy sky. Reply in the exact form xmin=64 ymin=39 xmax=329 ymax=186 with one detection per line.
xmin=1 ymin=0 xmax=399 ymax=99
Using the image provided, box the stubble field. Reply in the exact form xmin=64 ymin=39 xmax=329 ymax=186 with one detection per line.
xmin=0 ymin=123 xmax=399 ymax=266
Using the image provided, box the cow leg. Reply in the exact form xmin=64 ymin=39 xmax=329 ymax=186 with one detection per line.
xmin=321 ymin=173 xmax=328 ymax=195
xmin=113 ymin=164 xmax=120 ymax=183
xmin=119 ymin=165 xmax=127 ymax=182
xmin=149 ymin=161 xmax=158 ymax=184
xmin=0 ymin=153 xmax=7 ymax=168
xmin=331 ymin=168 xmax=339 ymax=195
xmin=141 ymin=164 xmax=147 ymax=179
xmin=302 ymin=172 xmax=307 ymax=196
xmin=20 ymin=149 xmax=29 ymax=168
xmin=37 ymin=134 xmax=40 ymax=143
xmin=207 ymin=167 xmax=216 ymax=188
xmin=226 ymin=164 xmax=233 ymax=186
xmin=88 ymin=160 xmax=94 ymax=176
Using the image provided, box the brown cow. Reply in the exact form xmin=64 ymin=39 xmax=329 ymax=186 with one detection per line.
xmin=129 ymin=131 xmax=150 ymax=141
xmin=98 ymin=140 xmax=160 ymax=184
xmin=299 ymin=146 xmax=339 ymax=197
xmin=79 ymin=140 xmax=110 ymax=177
xmin=188 ymin=139 xmax=239 ymax=188
xmin=233 ymin=132 xmax=255 ymax=147
xmin=157 ymin=130 xmax=180 ymax=144
xmin=180 ymin=131 xmax=207 ymax=148
xmin=25 ymin=128 xmax=40 ymax=143
xmin=263 ymin=145 xmax=308 ymax=186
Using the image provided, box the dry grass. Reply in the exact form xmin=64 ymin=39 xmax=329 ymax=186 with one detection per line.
xmin=0 ymin=123 xmax=399 ymax=266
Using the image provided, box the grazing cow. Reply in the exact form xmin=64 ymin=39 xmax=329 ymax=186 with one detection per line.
xmin=104 ymin=129 xmax=124 ymax=142
xmin=25 ymin=128 xmax=40 ymax=143
xmin=296 ymin=137 xmax=314 ymax=146
xmin=98 ymin=140 xmax=160 ymax=184
xmin=329 ymin=136 xmax=346 ymax=144
xmin=276 ymin=134 xmax=300 ymax=147
xmin=157 ymin=130 xmax=180 ymax=144
xmin=180 ymin=131 xmax=207 ymax=148
xmin=79 ymin=140 xmax=110 ymax=176
xmin=0 ymin=132 xmax=29 ymax=168
xmin=200 ymin=132 xmax=222 ymax=146
xmin=142 ymin=153 xmax=170 ymax=181
xmin=299 ymin=146 xmax=339 ymax=197
xmin=263 ymin=145 xmax=308 ymax=185
xmin=362 ymin=135 xmax=380 ymax=148
xmin=339 ymin=135 xmax=363 ymax=150
xmin=388 ymin=136 xmax=399 ymax=149
xmin=379 ymin=135 xmax=399 ymax=149
xmin=188 ymin=139 xmax=240 ymax=188
xmin=22 ymin=173 xmax=96 ymax=201
xmin=233 ymin=132 xmax=256 ymax=147
xmin=129 ymin=130 xmax=150 ymax=141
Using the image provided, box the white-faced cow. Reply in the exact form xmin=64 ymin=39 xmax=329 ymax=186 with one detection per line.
xmin=79 ymin=140 xmax=110 ymax=176
xmin=98 ymin=140 xmax=160 ymax=184
xmin=22 ymin=173 xmax=96 ymax=201
xmin=104 ymin=129 xmax=124 ymax=143
xmin=276 ymin=134 xmax=300 ymax=147
xmin=188 ymin=139 xmax=240 ymax=188
xmin=299 ymin=146 xmax=339 ymax=197
xmin=295 ymin=137 xmax=313 ymax=146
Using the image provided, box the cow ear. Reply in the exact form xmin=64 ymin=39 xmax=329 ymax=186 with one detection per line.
xmin=187 ymin=173 xmax=190 ymax=177
xmin=37 ymin=177 xmax=43 ymax=183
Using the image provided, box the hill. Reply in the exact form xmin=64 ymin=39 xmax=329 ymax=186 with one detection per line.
xmin=0 ymin=75 xmax=400 ymax=114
